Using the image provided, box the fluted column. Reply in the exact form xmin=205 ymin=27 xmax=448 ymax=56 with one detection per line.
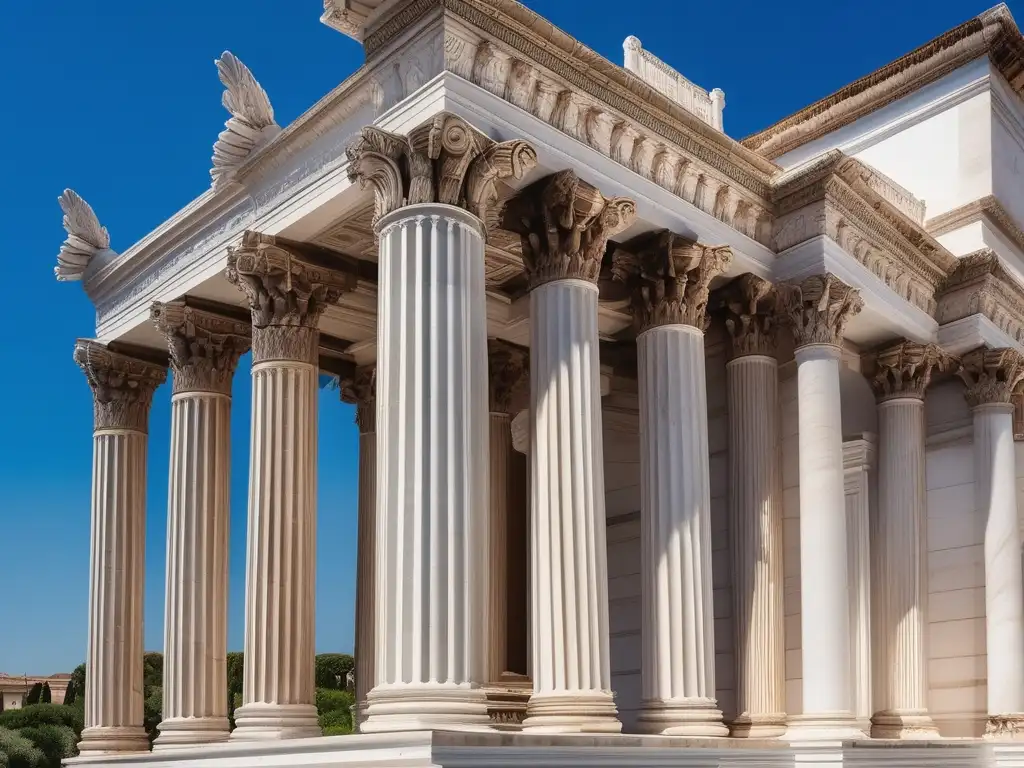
xmin=612 ymin=230 xmax=732 ymax=735
xmin=226 ymin=232 xmax=355 ymax=740
xmin=865 ymin=342 xmax=947 ymax=739
xmin=347 ymin=115 xmax=537 ymax=732
xmin=959 ymin=348 xmax=1024 ymax=740
xmin=74 ymin=341 xmax=166 ymax=756
xmin=722 ymin=275 xmax=786 ymax=738
xmin=150 ymin=303 xmax=250 ymax=749
xmin=778 ymin=274 xmax=864 ymax=741
xmin=341 ymin=368 xmax=376 ymax=730
xmin=505 ymin=170 xmax=636 ymax=733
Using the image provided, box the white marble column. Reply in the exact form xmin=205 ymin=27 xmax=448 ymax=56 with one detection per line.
xmin=866 ymin=342 xmax=944 ymax=739
xmin=74 ymin=341 xmax=166 ymax=756
xmin=226 ymin=232 xmax=354 ymax=740
xmin=347 ymin=116 xmax=537 ymax=732
xmin=723 ymin=275 xmax=786 ymax=738
xmin=151 ymin=304 xmax=250 ymax=749
xmin=613 ymin=231 xmax=732 ymax=735
xmin=959 ymin=348 xmax=1024 ymax=740
xmin=505 ymin=170 xmax=635 ymax=733
xmin=341 ymin=368 xmax=376 ymax=730
xmin=779 ymin=274 xmax=864 ymax=741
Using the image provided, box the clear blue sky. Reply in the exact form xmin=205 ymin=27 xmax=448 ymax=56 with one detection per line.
xmin=0 ymin=0 xmax=1014 ymax=674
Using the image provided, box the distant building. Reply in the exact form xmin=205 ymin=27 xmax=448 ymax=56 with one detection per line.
xmin=0 ymin=674 xmax=72 ymax=711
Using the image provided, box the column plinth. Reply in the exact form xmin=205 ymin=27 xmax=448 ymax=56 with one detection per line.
xmin=74 ymin=341 xmax=166 ymax=757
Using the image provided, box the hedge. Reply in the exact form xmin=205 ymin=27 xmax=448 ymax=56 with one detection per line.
xmin=0 ymin=727 xmax=45 ymax=768
xmin=0 ymin=707 xmax=83 ymax=737
xmin=17 ymin=726 xmax=76 ymax=768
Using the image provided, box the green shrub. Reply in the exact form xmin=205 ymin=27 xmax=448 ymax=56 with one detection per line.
xmin=315 ymin=688 xmax=354 ymax=714
xmin=0 ymin=706 xmax=83 ymax=737
xmin=59 ymin=683 xmax=74 ymax=708
xmin=144 ymin=686 xmax=162 ymax=744
xmin=23 ymin=687 xmax=41 ymax=708
xmin=0 ymin=727 xmax=45 ymax=768
xmin=18 ymin=725 xmax=76 ymax=768
xmin=69 ymin=666 xmax=85 ymax=706
xmin=322 ymin=724 xmax=353 ymax=737
xmin=38 ymin=686 xmax=50 ymax=707
xmin=314 ymin=655 xmax=354 ymax=690
xmin=142 ymin=653 xmax=163 ymax=689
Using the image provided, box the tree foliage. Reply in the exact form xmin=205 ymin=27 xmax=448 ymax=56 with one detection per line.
xmin=314 ymin=655 xmax=355 ymax=691
xmin=37 ymin=687 xmax=49 ymax=707
xmin=23 ymin=687 xmax=41 ymax=709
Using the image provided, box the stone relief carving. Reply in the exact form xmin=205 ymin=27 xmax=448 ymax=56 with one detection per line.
xmin=936 ymin=249 xmax=1024 ymax=348
xmin=74 ymin=340 xmax=167 ymax=433
xmin=778 ymin=273 xmax=863 ymax=348
xmin=211 ymin=52 xmax=282 ymax=190
xmin=150 ymin=302 xmax=251 ymax=395
xmin=987 ymin=714 xmax=1024 ymax=740
xmin=346 ymin=112 xmax=537 ymax=230
xmin=503 ymin=170 xmax=637 ymax=289
xmin=721 ymin=273 xmax=779 ymax=358
xmin=611 ymin=229 xmax=733 ymax=331
xmin=320 ymin=0 xmax=365 ymax=39
xmin=488 ymin=340 xmax=529 ymax=414
xmin=55 ymin=190 xmax=116 ymax=282
xmin=863 ymin=341 xmax=954 ymax=402
xmin=225 ymin=231 xmax=357 ymax=363
xmin=340 ymin=365 xmax=376 ymax=433
xmin=958 ymin=347 xmax=1024 ymax=408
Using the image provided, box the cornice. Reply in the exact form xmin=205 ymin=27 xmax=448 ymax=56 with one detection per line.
xmin=937 ymin=248 xmax=1024 ymax=347
xmin=926 ymin=194 xmax=1024 ymax=257
xmin=743 ymin=4 xmax=1024 ymax=159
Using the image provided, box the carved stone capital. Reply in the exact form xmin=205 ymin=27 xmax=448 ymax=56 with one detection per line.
xmin=346 ymin=113 xmax=538 ymax=230
xmin=341 ymin=366 xmax=376 ymax=434
xmin=74 ymin=340 xmax=167 ymax=433
xmin=488 ymin=340 xmax=529 ymax=414
xmin=958 ymin=347 xmax=1024 ymax=408
xmin=504 ymin=170 xmax=637 ymax=289
xmin=864 ymin=341 xmax=954 ymax=402
xmin=779 ymin=273 xmax=863 ymax=348
xmin=722 ymin=274 xmax=779 ymax=357
xmin=151 ymin=303 xmax=251 ymax=395
xmin=612 ymin=230 xmax=732 ymax=331
xmin=225 ymin=231 xmax=356 ymax=363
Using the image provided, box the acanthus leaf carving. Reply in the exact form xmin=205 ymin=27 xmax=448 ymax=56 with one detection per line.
xmin=722 ymin=273 xmax=779 ymax=357
xmin=55 ymin=190 xmax=116 ymax=282
xmin=211 ymin=52 xmax=281 ymax=190
xmin=958 ymin=347 xmax=1024 ymax=408
xmin=779 ymin=273 xmax=863 ymax=348
xmin=864 ymin=341 xmax=955 ymax=402
xmin=74 ymin=340 xmax=167 ymax=433
xmin=340 ymin=365 xmax=376 ymax=433
xmin=151 ymin=302 xmax=251 ymax=395
xmin=488 ymin=340 xmax=529 ymax=414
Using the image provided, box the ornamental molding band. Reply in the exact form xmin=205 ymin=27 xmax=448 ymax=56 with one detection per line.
xmin=936 ymin=249 xmax=1024 ymax=348
xmin=74 ymin=340 xmax=167 ymax=433
xmin=321 ymin=0 xmax=375 ymax=40
xmin=772 ymin=151 xmax=956 ymax=316
xmin=779 ymin=272 xmax=864 ymax=348
xmin=611 ymin=229 xmax=733 ymax=331
xmin=958 ymin=346 xmax=1024 ymax=407
xmin=488 ymin=339 xmax=529 ymax=414
xmin=503 ymin=169 xmax=637 ymax=289
xmin=742 ymin=4 xmax=1024 ymax=159
xmin=863 ymin=341 xmax=956 ymax=402
xmin=926 ymin=194 xmax=1024 ymax=255
xmin=346 ymin=113 xmax=538 ymax=229
xmin=721 ymin=273 xmax=780 ymax=358
xmin=54 ymin=190 xmax=116 ymax=282
xmin=225 ymin=231 xmax=358 ymax=363
xmin=150 ymin=302 xmax=251 ymax=396
xmin=211 ymin=52 xmax=281 ymax=190
xmin=340 ymin=365 xmax=376 ymax=433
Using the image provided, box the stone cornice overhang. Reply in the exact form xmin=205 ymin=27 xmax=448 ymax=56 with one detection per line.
xmin=742 ymin=4 xmax=1024 ymax=160
xmin=937 ymin=248 xmax=1024 ymax=348
xmin=926 ymin=194 xmax=1024 ymax=254
xmin=771 ymin=151 xmax=957 ymax=316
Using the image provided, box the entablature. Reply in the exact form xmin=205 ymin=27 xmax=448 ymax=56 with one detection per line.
xmin=936 ymin=248 xmax=1024 ymax=353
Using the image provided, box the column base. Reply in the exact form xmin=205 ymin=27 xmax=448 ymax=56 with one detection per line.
xmin=729 ymin=712 xmax=788 ymax=738
xmin=522 ymin=691 xmax=622 ymax=734
xmin=636 ymin=698 xmax=728 ymax=737
xmin=870 ymin=710 xmax=939 ymax=739
xmin=784 ymin=712 xmax=865 ymax=741
xmin=986 ymin=714 xmax=1024 ymax=741
xmin=361 ymin=684 xmax=492 ymax=733
xmin=154 ymin=717 xmax=230 ymax=749
xmin=230 ymin=703 xmax=321 ymax=741
xmin=77 ymin=726 xmax=151 ymax=756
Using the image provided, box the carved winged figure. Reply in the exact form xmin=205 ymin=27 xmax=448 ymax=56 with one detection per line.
xmin=54 ymin=190 xmax=116 ymax=282
xmin=210 ymin=52 xmax=281 ymax=189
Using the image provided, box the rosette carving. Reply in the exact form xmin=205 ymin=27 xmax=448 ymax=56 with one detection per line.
xmin=778 ymin=273 xmax=863 ymax=348
xmin=151 ymin=302 xmax=251 ymax=395
xmin=958 ymin=347 xmax=1024 ymax=408
xmin=74 ymin=340 xmax=167 ymax=432
xmin=340 ymin=366 xmax=376 ymax=434
xmin=864 ymin=341 xmax=954 ymax=402
xmin=722 ymin=273 xmax=779 ymax=357
xmin=488 ymin=340 xmax=529 ymax=414
xmin=504 ymin=169 xmax=637 ymax=289
xmin=611 ymin=229 xmax=732 ymax=331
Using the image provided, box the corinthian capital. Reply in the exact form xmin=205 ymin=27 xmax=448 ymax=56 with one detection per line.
xmin=74 ymin=340 xmax=167 ymax=432
xmin=611 ymin=230 xmax=732 ymax=331
xmin=489 ymin=340 xmax=529 ymax=414
xmin=779 ymin=273 xmax=863 ymax=348
xmin=864 ymin=341 xmax=954 ymax=402
xmin=341 ymin=366 xmax=376 ymax=434
xmin=722 ymin=274 xmax=779 ymax=357
xmin=958 ymin=347 xmax=1024 ymax=408
xmin=151 ymin=303 xmax=251 ymax=395
xmin=504 ymin=170 xmax=637 ymax=289
xmin=346 ymin=113 xmax=537 ymax=230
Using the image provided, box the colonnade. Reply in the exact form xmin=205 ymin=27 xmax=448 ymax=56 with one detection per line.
xmin=73 ymin=113 xmax=1024 ymax=755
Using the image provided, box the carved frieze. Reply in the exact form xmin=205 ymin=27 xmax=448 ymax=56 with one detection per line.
xmin=778 ymin=273 xmax=863 ymax=348
xmin=958 ymin=347 xmax=1024 ymax=408
xmin=503 ymin=170 xmax=636 ymax=289
xmin=225 ymin=231 xmax=357 ymax=363
xmin=936 ymin=249 xmax=1024 ymax=347
xmin=488 ymin=340 xmax=528 ymax=414
xmin=346 ymin=113 xmax=537 ymax=229
xmin=611 ymin=229 xmax=732 ymax=331
xmin=151 ymin=302 xmax=251 ymax=396
xmin=74 ymin=340 xmax=167 ymax=433
xmin=721 ymin=273 xmax=779 ymax=357
xmin=863 ymin=341 xmax=954 ymax=402
xmin=341 ymin=366 xmax=376 ymax=434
